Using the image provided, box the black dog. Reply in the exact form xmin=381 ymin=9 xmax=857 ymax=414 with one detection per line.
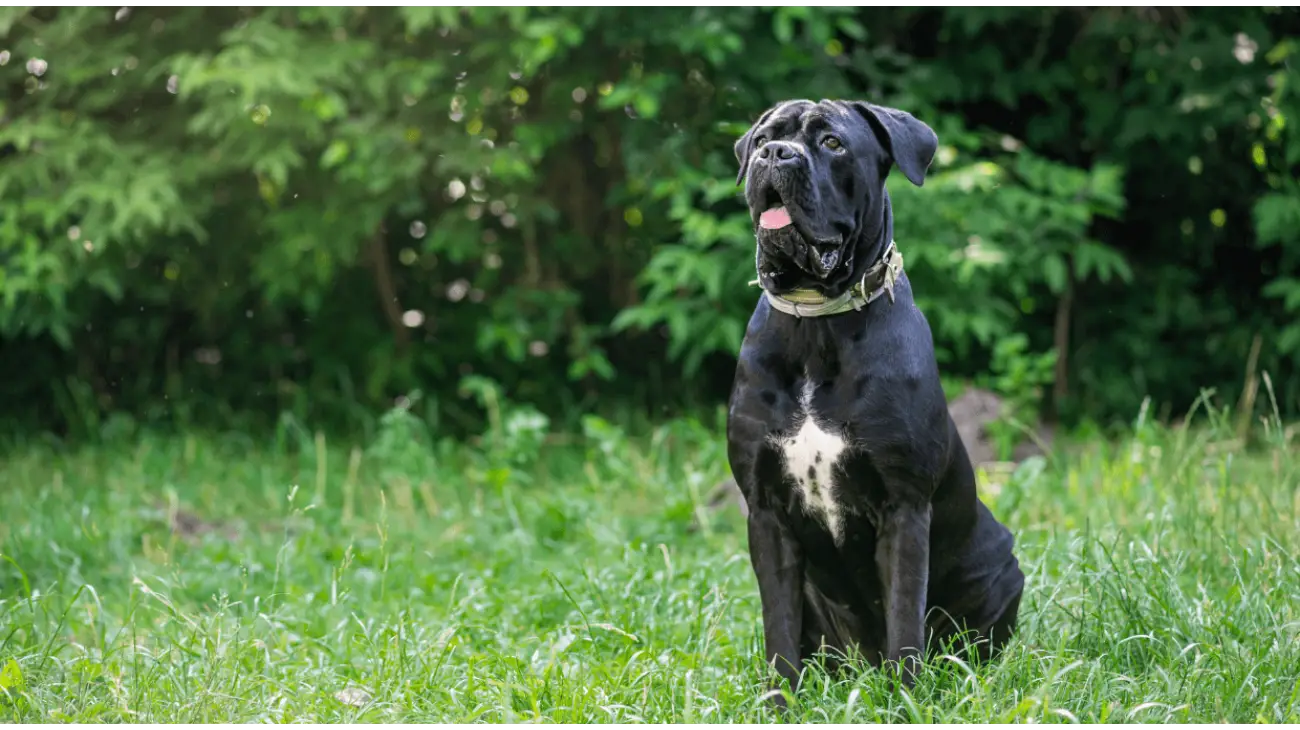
xmin=725 ymin=99 xmax=1025 ymax=704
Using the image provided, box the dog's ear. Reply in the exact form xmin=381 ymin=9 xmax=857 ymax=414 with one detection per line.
xmin=733 ymin=128 xmax=754 ymax=186
xmin=849 ymin=102 xmax=938 ymax=187
xmin=733 ymin=106 xmax=779 ymax=186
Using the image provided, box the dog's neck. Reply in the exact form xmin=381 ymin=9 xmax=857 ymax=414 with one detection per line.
xmin=836 ymin=187 xmax=895 ymax=298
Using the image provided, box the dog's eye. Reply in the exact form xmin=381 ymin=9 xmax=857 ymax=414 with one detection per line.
xmin=822 ymin=136 xmax=843 ymax=151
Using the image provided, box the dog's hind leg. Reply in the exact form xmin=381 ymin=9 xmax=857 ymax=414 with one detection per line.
xmin=978 ymin=587 xmax=1022 ymax=662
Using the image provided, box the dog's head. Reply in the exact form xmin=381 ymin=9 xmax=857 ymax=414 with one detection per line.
xmin=734 ymin=99 xmax=937 ymax=294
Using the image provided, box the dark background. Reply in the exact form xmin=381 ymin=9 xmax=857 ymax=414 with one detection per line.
xmin=2 ymin=8 xmax=1297 ymax=444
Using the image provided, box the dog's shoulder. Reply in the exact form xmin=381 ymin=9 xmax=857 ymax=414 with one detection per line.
xmin=844 ymin=297 xmax=943 ymax=387
xmin=840 ymin=298 xmax=953 ymax=479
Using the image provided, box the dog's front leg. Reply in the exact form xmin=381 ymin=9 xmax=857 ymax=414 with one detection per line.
xmin=747 ymin=509 xmax=804 ymax=707
xmin=876 ymin=503 xmax=932 ymax=687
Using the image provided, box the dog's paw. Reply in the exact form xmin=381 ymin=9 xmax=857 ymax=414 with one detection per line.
xmin=759 ymin=685 xmax=792 ymax=714
xmin=884 ymin=654 xmax=921 ymax=693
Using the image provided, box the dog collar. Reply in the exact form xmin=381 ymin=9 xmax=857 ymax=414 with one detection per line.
xmin=750 ymin=242 xmax=905 ymax=318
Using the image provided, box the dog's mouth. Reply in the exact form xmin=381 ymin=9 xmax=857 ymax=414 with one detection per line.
xmin=753 ymin=187 xmax=843 ymax=278
xmin=757 ymin=187 xmax=794 ymax=232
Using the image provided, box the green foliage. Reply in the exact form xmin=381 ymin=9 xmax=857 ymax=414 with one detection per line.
xmin=1 ymin=8 xmax=1298 ymax=435
xmin=981 ymin=334 xmax=1058 ymax=460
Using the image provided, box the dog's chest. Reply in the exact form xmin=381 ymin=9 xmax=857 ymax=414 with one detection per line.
xmin=769 ymin=379 xmax=851 ymax=543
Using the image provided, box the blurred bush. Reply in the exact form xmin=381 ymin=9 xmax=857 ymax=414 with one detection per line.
xmin=1 ymin=8 xmax=1296 ymax=438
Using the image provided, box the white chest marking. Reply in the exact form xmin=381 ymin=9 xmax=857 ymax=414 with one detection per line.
xmin=772 ymin=379 xmax=849 ymax=543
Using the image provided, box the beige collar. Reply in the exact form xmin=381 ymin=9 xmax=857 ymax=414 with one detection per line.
xmin=751 ymin=242 xmax=905 ymax=318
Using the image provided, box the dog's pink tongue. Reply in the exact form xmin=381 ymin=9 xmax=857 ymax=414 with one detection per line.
xmin=759 ymin=206 xmax=792 ymax=230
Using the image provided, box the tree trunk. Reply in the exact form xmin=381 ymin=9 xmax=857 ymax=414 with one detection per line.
xmin=1050 ymin=266 xmax=1074 ymax=424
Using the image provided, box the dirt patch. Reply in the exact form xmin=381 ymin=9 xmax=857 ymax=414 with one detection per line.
xmin=948 ymin=387 xmax=1054 ymax=466
xmin=146 ymin=500 xmax=243 ymax=544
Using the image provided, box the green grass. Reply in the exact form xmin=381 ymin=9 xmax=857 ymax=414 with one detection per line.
xmin=2 ymin=405 xmax=1299 ymax=722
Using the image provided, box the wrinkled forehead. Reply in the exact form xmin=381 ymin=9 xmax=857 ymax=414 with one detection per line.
xmin=757 ymin=99 xmax=858 ymax=139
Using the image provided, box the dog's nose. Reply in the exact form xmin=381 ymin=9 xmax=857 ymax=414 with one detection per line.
xmin=758 ymin=141 xmax=801 ymax=165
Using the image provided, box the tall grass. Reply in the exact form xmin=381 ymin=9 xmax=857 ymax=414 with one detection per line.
xmin=1 ymin=401 xmax=1298 ymax=722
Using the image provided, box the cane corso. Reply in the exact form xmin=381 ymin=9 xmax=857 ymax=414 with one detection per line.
xmin=725 ymin=99 xmax=1025 ymax=704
